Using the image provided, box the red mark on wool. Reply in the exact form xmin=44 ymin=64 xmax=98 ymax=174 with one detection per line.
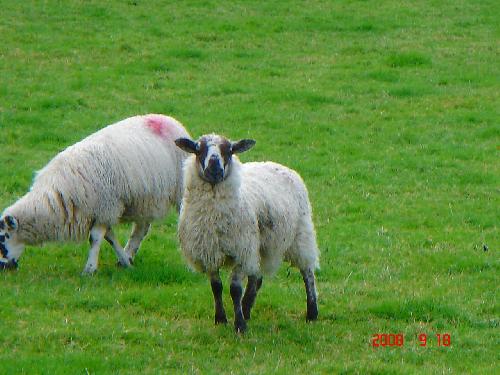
xmin=145 ymin=114 xmax=177 ymax=139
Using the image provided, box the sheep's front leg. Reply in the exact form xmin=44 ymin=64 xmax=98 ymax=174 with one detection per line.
xmin=124 ymin=222 xmax=151 ymax=260
xmin=301 ymin=268 xmax=318 ymax=321
xmin=105 ymin=228 xmax=132 ymax=268
xmin=242 ymin=275 xmax=263 ymax=320
xmin=230 ymin=267 xmax=247 ymax=333
xmin=83 ymin=225 xmax=106 ymax=274
xmin=209 ymin=271 xmax=227 ymax=325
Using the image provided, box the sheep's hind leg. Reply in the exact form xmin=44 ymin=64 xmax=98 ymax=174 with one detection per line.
xmin=83 ymin=225 xmax=106 ymax=274
xmin=124 ymin=222 xmax=151 ymax=260
xmin=242 ymin=275 xmax=263 ymax=321
xmin=209 ymin=271 xmax=227 ymax=325
xmin=230 ymin=267 xmax=247 ymax=333
xmin=300 ymin=268 xmax=318 ymax=321
xmin=105 ymin=228 xmax=132 ymax=268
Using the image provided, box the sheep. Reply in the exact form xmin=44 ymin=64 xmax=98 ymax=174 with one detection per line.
xmin=174 ymin=134 xmax=319 ymax=333
xmin=0 ymin=114 xmax=190 ymax=274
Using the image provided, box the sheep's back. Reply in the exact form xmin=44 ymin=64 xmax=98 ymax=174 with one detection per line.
xmin=32 ymin=115 xmax=189 ymax=225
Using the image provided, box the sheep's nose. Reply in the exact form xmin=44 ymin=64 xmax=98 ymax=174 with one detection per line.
xmin=207 ymin=164 xmax=223 ymax=178
xmin=0 ymin=258 xmax=18 ymax=270
xmin=207 ymin=156 xmax=222 ymax=171
xmin=205 ymin=157 xmax=224 ymax=183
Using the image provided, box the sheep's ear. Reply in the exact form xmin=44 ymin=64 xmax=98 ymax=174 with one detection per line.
xmin=4 ymin=215 xmax=18 ymax=231
xmin=175 ymin=138 xmax=199 ymax=154
xmin=231 ymin=139 xmax=256 ymax=154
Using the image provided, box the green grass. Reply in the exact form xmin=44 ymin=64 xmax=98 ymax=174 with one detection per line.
xmin=0 ymin=0 xmax=498 ymax=373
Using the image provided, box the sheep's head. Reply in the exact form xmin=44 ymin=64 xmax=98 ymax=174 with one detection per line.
xmin=0 ymin=215 xmax=23 ymax=270
xmin=175 ymin=134 xmax=255 ymax=185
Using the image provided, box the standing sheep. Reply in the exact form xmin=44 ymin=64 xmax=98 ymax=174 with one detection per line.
xmin=175 ymin=134 xmax=319 ymax=333
xmin=0 ymin=114 xmax=190 ymax=273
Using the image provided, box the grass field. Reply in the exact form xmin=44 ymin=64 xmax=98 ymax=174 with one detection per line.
xmin=0 ymin=0 xmax=498 ymax=373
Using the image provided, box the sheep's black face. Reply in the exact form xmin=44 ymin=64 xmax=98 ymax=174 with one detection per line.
xmin=0 ymin=215 xmax=23 ymax=270
xmin=175 ymin=134 xmax=256 ymax=186
xmin=197 ymin=135 xmax=232 ymax=184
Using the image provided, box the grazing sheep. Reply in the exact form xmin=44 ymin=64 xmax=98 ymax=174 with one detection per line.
xmin=0 ymin=114 xmax=189 ymax=273
xmin=175 ymin=134 xmax=319 ymax=333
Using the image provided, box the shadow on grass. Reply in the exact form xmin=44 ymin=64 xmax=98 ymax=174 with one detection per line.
xmin=387 ymin=52 xmax=432 ymax=68
xmin=101 ymin=259 xmax=202 ymax=286
xmin=366 ymin=298 xmax=476 ymax=327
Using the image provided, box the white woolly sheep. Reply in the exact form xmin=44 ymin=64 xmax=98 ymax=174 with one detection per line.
xmin=175 ymin=134 xmax=319 ymax=333
xmin=0 ymin=114 xmax=189 ymax=273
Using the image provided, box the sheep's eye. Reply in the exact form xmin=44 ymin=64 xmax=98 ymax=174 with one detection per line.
xmin=5 ymin=233 xmax=9 ymax=239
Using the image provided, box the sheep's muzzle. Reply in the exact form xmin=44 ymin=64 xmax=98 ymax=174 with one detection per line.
xmin=0 ymin=258 xmax=18 ymax=270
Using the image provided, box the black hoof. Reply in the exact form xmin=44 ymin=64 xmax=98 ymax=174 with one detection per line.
xmin=215 ymin=314 xmax=228 ymax=325
xmin=234 ymin=319 xmax=247 ymax=334
xmin=306 ymin=309 xmax=318 ymax=322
